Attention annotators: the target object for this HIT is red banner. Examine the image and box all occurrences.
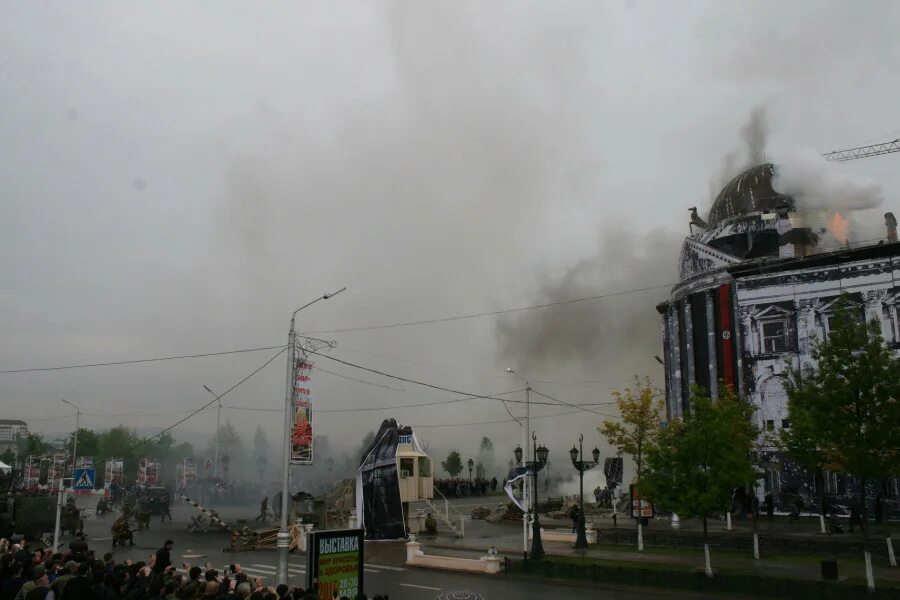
[290,360,314,464]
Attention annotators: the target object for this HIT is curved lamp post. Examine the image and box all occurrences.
[570,434,600,549]
[517,432,549,559]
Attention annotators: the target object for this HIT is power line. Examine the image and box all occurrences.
[317,366,408,392]
[337,345,628,389]
[411,408,586,428]
[0,345,286,374]
[125,346,287,453]
[223,388,525,414]
[531,388,620,419]
[302,282,674,335]
[305,350,624,418]
[304,350,540,406]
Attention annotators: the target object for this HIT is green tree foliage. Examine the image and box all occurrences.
[642,387,757,552]
[253,425,270,458]
[16,433,51,457]
[599,377,664,484]
[70,428,100,458]
[784,295,900,550]
[442,450,464,477]
[477,436,494,478]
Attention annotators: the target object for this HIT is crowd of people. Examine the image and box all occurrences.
[434,477,497,497]
[0,538,385,600]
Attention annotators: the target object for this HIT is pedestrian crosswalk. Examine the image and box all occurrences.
[177,562,404,581]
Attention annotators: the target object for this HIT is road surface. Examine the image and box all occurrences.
[73,498,713,599]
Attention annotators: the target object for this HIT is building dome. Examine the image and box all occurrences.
[707,163,795,227]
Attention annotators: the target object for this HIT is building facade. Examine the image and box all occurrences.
[657,163,900,504]
[0,419,28,456]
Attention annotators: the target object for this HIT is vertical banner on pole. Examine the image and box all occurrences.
[138,458,160,486]
[105,458,124,486]
[182,458,197,490]
[290,359,314,464]
[51,454,67,489]
[24,456,40,489]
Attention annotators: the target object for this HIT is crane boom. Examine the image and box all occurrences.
[823,138,900,162]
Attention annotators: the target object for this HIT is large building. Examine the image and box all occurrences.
[0,419,28,456]
[657,163,899,501]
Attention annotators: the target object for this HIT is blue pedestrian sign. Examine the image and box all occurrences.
[73,468,95,491]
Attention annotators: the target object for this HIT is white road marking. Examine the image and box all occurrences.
[399,583,442,591]
[366,564,405,572]
[363,568,382,574]
[92,537,113,541]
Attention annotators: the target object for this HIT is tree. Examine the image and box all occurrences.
[69,428,100,459]
[477,436,495,478]
[784,296,900,586]
[253,425,270,458]
[642,387,757,576]
[97,426,142,483]
[16,433,51,457]
[600,377,664,486]
[441,451,464,477]
[778,400,828,534]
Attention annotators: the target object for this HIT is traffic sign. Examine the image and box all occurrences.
[73,468,96,491]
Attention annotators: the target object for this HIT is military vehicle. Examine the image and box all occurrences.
[0,494,57,540]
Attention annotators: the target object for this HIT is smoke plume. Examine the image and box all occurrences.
[495,227,680,378]
[772,147,884,213]
[709,105,770,200]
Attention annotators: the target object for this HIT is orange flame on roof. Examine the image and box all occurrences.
[828,212,850,245]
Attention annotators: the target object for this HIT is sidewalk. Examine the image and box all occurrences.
[417,519,900,585]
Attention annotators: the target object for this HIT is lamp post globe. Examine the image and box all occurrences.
[570,434,600,549]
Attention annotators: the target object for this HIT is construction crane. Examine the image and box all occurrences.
[823,138,900,162]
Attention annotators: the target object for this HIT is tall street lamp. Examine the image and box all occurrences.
[570,434,600,549]
[467,458,474,481]
[506,367,531,553]
[277,287,347,586]
[516,432,549,559]
[60,399,80,480]
[202,385,223,479]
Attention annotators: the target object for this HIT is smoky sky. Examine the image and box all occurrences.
[2,1,899,469]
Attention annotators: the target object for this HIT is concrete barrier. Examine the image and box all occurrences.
[528,528,597,544]
[405,539,501,574]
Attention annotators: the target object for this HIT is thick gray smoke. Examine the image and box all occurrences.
[772,147,884,213]
[709,106,770,201]
[495,227,681,378]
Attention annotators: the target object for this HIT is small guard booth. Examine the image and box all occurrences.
[355,419,433,540]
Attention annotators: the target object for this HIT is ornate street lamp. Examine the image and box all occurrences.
[570,434,600,549]
[467,458,474,481]
[516,433,549,559]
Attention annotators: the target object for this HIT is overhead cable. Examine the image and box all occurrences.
[124,346,287,453]
[302,283,674,334]
[0,345,286,374]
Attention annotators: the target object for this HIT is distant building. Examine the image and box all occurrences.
[0,419,28,456]
[657,163,900,504]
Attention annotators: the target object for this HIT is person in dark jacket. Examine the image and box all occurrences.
[153,542,173,575]
[2,562,26,600]
[63,563,92,600]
